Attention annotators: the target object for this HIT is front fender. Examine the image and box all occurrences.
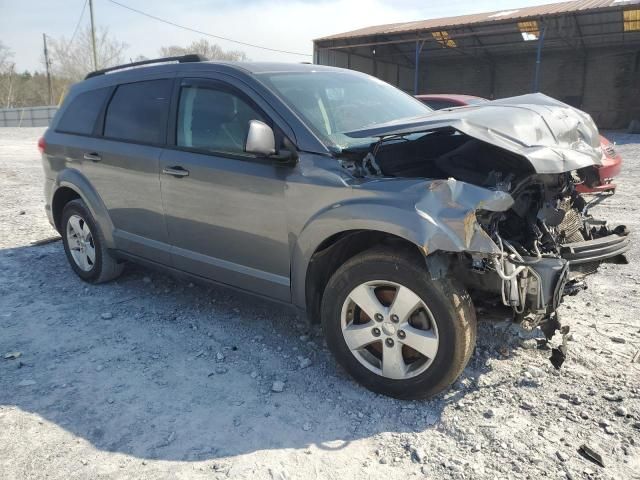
[54,168,116,248]
[290,177,513,309]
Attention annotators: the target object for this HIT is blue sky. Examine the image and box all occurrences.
[1,0,556,71]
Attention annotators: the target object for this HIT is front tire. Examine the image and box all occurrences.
[321,247,476,400]
[61,199,124,283]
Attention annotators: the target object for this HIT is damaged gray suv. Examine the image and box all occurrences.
[41,56,630,399]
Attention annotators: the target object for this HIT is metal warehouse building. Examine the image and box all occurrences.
[313,0,640,129]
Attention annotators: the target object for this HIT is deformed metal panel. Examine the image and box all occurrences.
[345,93,604,174]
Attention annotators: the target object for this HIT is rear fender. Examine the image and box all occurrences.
[54,168,115,248]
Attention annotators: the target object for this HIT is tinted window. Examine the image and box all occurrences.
[56,87,110,135]
[177,85,267,154]
[104,79,172,144]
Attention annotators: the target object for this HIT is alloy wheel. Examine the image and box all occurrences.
[66,214,96,272]
[340,280,439,380]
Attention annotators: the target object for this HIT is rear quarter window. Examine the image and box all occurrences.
[103,79,172,145]
[56,87,111,135]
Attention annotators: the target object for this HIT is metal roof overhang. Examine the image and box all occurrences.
[314,4,640,66]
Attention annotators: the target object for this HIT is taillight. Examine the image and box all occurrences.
[38,137,46,154]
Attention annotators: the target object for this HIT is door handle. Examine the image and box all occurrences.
[162,166,189,177]
[83,152,101,162]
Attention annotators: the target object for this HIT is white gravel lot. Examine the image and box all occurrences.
[0,127,639,480]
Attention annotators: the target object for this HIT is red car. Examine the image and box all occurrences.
[416,94,622,194]
[415,94,490,109]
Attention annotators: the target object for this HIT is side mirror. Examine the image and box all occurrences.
[245,120,299,166]
[245,120,275,156]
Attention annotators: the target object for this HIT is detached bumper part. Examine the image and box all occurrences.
[499,256,573,368]
[560,233,630,265]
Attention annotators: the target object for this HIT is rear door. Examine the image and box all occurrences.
[159,77,291,300]
[81,78,174,264]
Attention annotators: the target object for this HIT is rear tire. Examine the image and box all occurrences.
[61,199,124,283]
[321,247,476,400]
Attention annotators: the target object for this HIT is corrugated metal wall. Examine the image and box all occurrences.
[316,49,415,92]
[315,46,640,129]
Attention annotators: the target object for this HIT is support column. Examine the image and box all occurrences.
[414,40,425,95]
[414,41,420,95]
[532,24,547,92]
[579,53,588,108]
[489,61,496,99]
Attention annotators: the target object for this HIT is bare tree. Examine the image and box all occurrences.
[0,41,12,71]
[48,26,127,82]
[0,41,16,107]
[159,39,247,61]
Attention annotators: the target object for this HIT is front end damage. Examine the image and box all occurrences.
[341,93,630,366]
[470,171,629,313]
[412,177,588,358]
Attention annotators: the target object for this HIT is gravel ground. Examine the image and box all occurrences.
[1,127,639,480]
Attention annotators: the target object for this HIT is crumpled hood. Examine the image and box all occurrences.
[345,93,603,174]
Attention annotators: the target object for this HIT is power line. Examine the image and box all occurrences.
[69,0,89,45]
[107,0,312,57]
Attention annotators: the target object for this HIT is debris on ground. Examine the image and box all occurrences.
[578,444,605,468]
[271,381,285,393]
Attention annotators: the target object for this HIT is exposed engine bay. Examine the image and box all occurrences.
[338,126,630,364]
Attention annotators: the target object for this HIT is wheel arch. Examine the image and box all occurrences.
[51,186,80,232]
[299,229,430,324]
[291,194,498,323]
[51,169,116,248]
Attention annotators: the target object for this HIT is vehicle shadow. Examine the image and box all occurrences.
[0,241,528,462]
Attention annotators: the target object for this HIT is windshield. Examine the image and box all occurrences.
[258,71,432,150]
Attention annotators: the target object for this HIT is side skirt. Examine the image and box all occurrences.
[111,249,300,313]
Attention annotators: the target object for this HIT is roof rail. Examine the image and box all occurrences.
[84,54,207,80]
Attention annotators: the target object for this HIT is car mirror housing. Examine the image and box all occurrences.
[271,136,299,166]
[245,120,276,157]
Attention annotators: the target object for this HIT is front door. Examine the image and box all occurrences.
[159,79,291,300]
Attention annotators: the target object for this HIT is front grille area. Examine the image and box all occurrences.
[558,198,585,243]
[560,208,585,243]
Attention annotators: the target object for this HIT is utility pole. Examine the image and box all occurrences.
[42,33,53,105]
[89,0,98,70]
